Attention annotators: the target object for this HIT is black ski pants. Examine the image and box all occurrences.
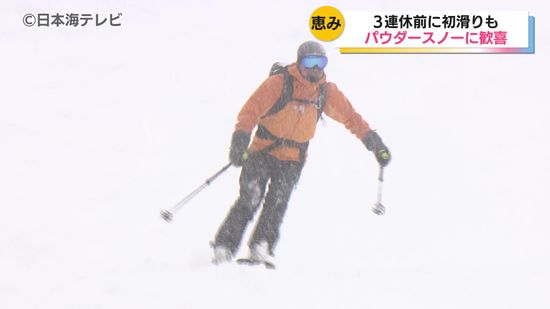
[213,152,303,255]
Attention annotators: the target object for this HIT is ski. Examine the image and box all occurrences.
[236,258,276,269]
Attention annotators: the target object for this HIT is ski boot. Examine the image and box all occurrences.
[237,241,276,269]
[211,243,233,265]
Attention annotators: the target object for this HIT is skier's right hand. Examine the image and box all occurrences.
[229,131,251,166]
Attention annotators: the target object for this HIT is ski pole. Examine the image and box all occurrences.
[160,162,232,222]
[371,166,385,216]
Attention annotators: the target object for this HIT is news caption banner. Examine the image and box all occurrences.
[310,7,534,54]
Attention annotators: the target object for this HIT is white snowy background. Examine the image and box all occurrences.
[1,0,549,308]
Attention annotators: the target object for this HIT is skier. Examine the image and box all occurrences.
[211,41,391,266]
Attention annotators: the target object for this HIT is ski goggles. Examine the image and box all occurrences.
[300,55,328,69]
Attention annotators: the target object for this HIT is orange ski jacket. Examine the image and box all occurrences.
[235,63,373,162]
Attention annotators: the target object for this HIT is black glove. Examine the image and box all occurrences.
[229,131,251,166]
[363,131,391,167]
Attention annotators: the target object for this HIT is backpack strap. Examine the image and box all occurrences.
[260,69,294,119]
[261,76,328,121]
[255,124,309,163]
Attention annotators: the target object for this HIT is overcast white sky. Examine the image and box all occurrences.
[1,1,549,308]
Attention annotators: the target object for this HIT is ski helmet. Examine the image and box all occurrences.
[297,41,326,61]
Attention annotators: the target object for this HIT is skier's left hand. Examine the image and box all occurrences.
[363,131,391,167]
[375,148,391,167]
